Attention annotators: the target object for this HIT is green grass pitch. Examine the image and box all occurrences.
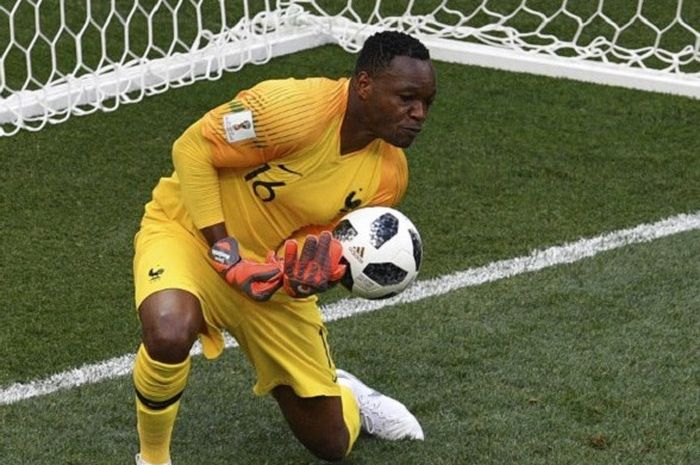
[1,25,699,465]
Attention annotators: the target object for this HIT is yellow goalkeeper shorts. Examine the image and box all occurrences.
[133,214,341,398]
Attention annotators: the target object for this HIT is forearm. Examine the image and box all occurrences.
[201,222,228,247]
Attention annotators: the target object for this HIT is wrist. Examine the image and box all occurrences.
[201,222,229,247]
[209,237,242,276]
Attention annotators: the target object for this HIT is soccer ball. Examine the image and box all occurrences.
[332,206,422,299]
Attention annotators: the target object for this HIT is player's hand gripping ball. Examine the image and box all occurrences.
[332,207,422,299]
[282,231,346,298]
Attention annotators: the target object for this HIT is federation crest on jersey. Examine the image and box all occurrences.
[223,110,256,143]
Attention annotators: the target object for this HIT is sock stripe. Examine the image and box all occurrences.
[135,388,184,411]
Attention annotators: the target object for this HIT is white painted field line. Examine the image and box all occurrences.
[2,211,699,406]
[323,210,700,321]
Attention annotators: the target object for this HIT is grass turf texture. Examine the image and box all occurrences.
[0,43,699,464]
[1,230,697,464]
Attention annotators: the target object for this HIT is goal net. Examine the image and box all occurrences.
[2,0,699,137]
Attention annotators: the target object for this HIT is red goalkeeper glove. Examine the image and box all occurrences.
[282,231,347,298]
[209,237,283,301]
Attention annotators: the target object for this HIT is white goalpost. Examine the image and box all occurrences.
[1,0,699,137]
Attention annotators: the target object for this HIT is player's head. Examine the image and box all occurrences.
[354,30,430,77]
[352,31,436,148]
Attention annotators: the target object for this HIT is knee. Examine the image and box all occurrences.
[299,418,349,462]
[306,432,348,462]
[139,290,203,363]
[273,386,350,461]
[143,321,195,363]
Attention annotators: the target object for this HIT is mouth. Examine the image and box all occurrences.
[400,126,422,136]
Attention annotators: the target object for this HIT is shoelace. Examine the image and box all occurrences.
[358,393,392,434]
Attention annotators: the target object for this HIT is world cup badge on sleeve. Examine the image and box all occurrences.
[223,110,256,143]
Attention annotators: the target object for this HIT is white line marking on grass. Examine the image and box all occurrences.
[2,211,699,406]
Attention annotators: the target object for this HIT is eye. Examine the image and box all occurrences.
[399,94,414,102]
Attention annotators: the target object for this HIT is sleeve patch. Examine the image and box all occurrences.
[223,110,256,143]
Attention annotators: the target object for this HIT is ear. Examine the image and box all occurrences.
[353,71,373,101]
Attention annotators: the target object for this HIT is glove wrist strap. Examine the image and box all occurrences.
[210,237,242,274]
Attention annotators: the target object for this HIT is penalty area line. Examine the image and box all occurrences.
[1,211,699,406]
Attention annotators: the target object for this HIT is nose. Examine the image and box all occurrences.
[410,101,428,122]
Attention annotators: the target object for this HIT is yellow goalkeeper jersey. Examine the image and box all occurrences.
[145,77,408,260]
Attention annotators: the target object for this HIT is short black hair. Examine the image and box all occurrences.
[354,30,430,77]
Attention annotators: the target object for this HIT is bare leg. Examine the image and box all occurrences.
[134,289,205,465]
[139,289,205,363]
[272,385,351,462]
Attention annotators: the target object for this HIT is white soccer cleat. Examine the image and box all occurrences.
[336,368,424,441]
[135,453,171,465]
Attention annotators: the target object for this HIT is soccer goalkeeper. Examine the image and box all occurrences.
[132,30,436,465]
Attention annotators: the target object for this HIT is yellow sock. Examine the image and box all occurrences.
[340,384,361,456]
[133,344,191,465]
[136,401,180,465]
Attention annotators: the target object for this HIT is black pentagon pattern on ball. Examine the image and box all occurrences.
[333,219,358,242]
[338,257,354,291]
[363,262,408,286]
[409,228,422,270]
[370,213,399,248]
